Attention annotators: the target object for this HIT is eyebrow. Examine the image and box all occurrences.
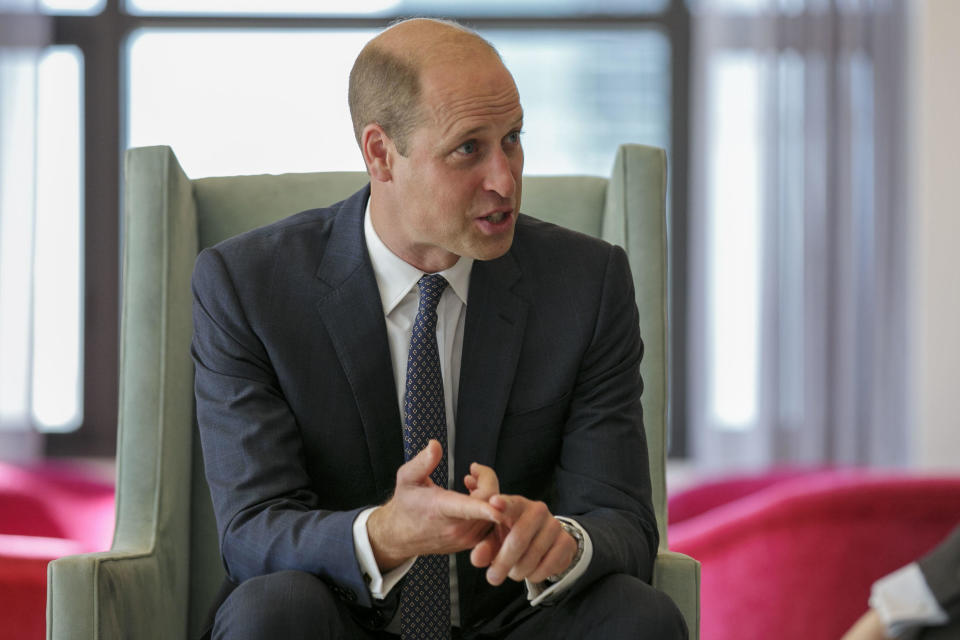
[451,115,524,141]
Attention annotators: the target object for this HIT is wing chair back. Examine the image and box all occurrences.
[47,144,698,639]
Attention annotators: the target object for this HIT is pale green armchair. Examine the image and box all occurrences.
[47,144,699,639]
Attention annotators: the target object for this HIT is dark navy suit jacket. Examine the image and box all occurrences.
[919,524,960,629]
[191,185,658,631]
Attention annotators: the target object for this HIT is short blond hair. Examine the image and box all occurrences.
[347,19,500,156]
[348,43,422,156]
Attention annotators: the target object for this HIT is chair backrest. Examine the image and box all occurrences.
[117,144,668,638]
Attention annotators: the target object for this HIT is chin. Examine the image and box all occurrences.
[470,237,514,262]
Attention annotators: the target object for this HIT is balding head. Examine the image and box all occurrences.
[348,18,503,156]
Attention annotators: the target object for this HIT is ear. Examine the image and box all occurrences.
[361,123,394,183]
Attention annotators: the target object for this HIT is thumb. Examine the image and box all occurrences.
[397,439,442,486]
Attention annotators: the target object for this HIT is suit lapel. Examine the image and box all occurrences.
[314,187,403,501]
[454,251,529,492]
[455,250,529,621]
[312,189,531,546]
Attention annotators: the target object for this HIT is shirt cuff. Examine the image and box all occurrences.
[353,507,417,600]
[870,562,948,637]
[526,516,593,607]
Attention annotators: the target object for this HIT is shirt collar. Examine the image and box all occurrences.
[364,195,473,315]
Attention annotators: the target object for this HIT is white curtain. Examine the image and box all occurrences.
[686,0,910,470]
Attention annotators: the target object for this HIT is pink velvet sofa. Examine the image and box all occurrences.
[669,470,960,640]
[0,462,114,640]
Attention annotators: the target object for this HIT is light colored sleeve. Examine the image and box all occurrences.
[353,507,417,600]
[525,516,594,607]
[870,562,948,637]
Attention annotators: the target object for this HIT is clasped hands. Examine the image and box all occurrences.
[367,439,579,586]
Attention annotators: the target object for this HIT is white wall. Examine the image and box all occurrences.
[909,0,960,470]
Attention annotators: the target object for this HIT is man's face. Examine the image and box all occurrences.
[376,53,524,272]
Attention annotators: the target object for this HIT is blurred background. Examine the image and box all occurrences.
[2,1,959,638]
[2,0,956,475]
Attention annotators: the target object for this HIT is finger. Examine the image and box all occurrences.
[470,536,497,568]
[508,517,563,582]
[486,499,551,585]
[470,534,500,569]
[488,494,523,526]
[435,489,504,525]
[469,524,506,568]
[396,439,442,486]
[468,463,500,500]
[464,474,478,492]
[526,528,577,584]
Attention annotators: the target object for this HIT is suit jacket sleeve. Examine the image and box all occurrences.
[191,246,383,612]
[918,523,960,622]
[548,242,658,594]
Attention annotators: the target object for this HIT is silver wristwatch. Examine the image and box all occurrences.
[546,520,585,583]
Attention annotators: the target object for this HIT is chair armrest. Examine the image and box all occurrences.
[47,548,185,640]
[653,549,700,639]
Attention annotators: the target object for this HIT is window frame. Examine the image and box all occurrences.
[47,0,691,458]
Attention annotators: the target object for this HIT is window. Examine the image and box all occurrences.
[705,52,762,431]
[126,29,376,177]
[126,28,671,178]
[0,45,83,435]
[37,1,689,456]
[33,46,84,432]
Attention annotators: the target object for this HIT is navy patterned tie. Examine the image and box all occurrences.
[400,274,451,640]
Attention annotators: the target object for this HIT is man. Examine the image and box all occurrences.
[843,524,960,640]
[192,17,686,640]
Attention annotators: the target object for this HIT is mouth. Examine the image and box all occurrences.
[483,211,509,224]
[475,209,514,234]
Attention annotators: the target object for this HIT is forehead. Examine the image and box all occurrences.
[417,54,523,140]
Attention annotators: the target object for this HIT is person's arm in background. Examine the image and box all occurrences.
[916,524,960,626]
[842,610,891,640]
[842,524,960,640]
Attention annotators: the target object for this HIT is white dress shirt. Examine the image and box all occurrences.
[870,562,948,637]
[351,196,592,631]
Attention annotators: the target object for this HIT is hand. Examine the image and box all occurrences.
[367,440,503,571]
[472,494,578,586]
[841,610,893,640]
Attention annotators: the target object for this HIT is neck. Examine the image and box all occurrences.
[368,195,459,273]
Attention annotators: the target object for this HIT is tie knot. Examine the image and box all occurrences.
[417,274,448,312]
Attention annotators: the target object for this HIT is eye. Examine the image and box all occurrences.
[456,140,478,155]
[504,130,524,146]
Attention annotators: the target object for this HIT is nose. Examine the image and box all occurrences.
[482,148,517,199]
